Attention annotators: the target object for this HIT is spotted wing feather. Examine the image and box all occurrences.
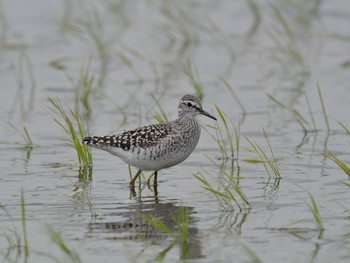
[82,123,171,151]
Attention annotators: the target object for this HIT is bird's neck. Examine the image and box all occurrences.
[176,114,199,129]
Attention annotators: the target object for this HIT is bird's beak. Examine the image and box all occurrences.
[200,109,217,121]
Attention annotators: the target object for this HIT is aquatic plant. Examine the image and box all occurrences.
[267,93,309,133]
[240,242,264,263]
[325,151,350,177]
[340,180,350,188]
[183,61,204,100]
[45,225,81,263]
[0,191,29,263]
[219,77,246,118]
[325,122,350,177]
[195,169,249,211]
[150,93,169,124]
[142,206,190,260]
[267,4,310,76]
[48,98,92,166]
[4,122,33,151]
[267,85,330,133]
[74,59,95,117]
[244,128,280,178]
[20,190,29,261]
[317,84,330,131]
[306,192,324,231]
[203,105,240,162]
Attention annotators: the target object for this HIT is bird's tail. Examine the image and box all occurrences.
[82,136,113,148]
[82,136,97,145]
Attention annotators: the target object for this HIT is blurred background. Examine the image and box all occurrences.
[1,1,350,262]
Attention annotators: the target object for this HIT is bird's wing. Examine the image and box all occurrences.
[83,123,172,151]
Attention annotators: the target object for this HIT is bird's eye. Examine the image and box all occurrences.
[187,102,193,107]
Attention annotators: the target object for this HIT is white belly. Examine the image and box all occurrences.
[92,133,200,171]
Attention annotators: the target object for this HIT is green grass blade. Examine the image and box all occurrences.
[317,84,330,131]
[46,225,81,263]
[325,151,350,177]
[142,215,174,237]
[306,193,324,230]
[21,190,29,260]
[48,97,92,165]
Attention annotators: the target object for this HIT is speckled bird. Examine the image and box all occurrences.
[82,94,216,187]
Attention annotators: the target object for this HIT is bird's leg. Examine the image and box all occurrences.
[153,171,158,186]
[130,169,142,187]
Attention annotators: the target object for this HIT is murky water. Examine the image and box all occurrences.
[1,0,350,262]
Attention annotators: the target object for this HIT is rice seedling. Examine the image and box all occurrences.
[305,192,324,231]
[244,0,261,36]
[194,169,249,211]
[317,84,330,131]
[142,206,190,260]
[159,0,202,50]
[113,49,144,82]
[150,93,169,124]
[339,180,350,188]
[10,50,36,123]
[48,97,92,166]
[268,85,330,134]
[203,105,240,162]
[325,122,350,177]
[219,77,246,119]
[45,225,81,263]
[338,122,350,136]
[267,5,309,76]
[62,4,117,90]
[325,151,350,177]
[240,242,264,263]
[267,93,309,133]
[20,190,29,262]
[244,128,280,178]
[4,122,33,150]
[0,191,29,263]
[182,61,204,100]
[304,91,317,131]
[74,58,95,117]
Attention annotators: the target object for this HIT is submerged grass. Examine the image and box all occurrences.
[325,122,350,177]
[45,225,81,263]
[325,151,350,177]
[244,128,280,178]
[219,77,246,118]
[20,190,29,262]
[4,122,33,150]
[142,206,190,260]
[267,85,330,133]
[48,97,92,166]
[0,191,29,263]
[194,169,249,211]
[267,4,309,76]
[267,93,309,133]
[183,61,204,100]
[317,84,330,131]
[240,242,264,263]
[340,180,350,188]
[1,192,83,263]
[204,105,240,162]
[306,192,324,231]
[198,106,248,211]
[150,93,169,124]
[74,58,95,117]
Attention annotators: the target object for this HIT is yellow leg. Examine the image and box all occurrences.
[130,169,142,187]
[154,171,158,186]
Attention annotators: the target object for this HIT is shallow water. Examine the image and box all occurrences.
[1,0,350,262]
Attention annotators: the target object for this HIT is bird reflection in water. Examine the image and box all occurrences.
[88,192,202,260]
